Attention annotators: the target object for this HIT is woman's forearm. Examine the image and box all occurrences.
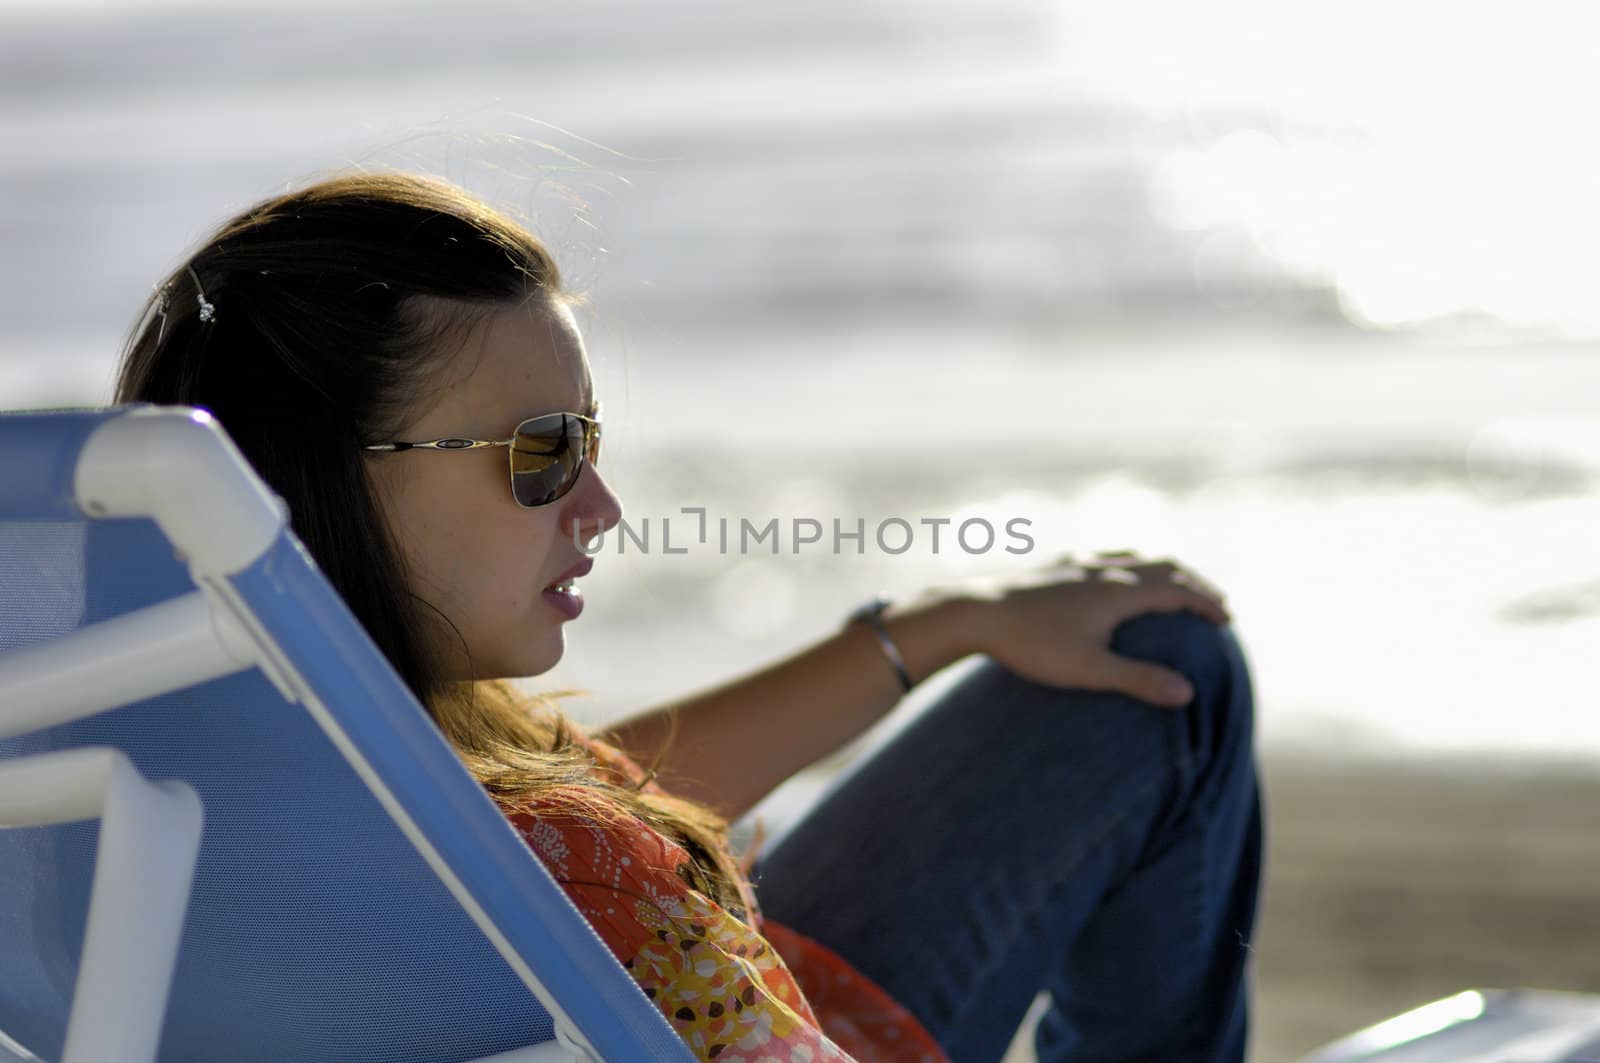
[594,590,982,821]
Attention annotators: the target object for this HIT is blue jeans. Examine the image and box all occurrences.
[750,611,1264,1063]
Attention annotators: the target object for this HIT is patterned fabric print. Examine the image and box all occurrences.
[501,724,950,1063]
[629,887,849,1061]
[501,788,855,1063]
[568,725,765,924]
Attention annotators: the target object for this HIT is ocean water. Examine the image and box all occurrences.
[556,324,1600,764]
[4,0,1599,763]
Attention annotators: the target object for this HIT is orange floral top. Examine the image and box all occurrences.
[495,727,949,1063]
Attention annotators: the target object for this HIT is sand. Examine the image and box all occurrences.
[1243,752,1600,1062]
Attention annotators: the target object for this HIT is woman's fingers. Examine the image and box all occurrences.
[1106,556,1223,596]
[1097,653,1195,709]
[1120,558,1229,611]
[1078,553,1227,598]
[1169,573,1229,616]
[1142,583,1231,625]
[973,552,1233,710]
[1056,550,1226,598]
[1033,552,1232,625]
[1171,566,1227,604]
[1094,566,1140,587]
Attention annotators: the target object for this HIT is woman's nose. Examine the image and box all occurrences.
[562,462,623,546]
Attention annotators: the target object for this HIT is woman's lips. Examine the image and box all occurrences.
[542,583,583,620]
[546,557,594,587]
[542,557,592,621]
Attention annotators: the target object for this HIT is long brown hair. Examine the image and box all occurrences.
[114,170,747,915]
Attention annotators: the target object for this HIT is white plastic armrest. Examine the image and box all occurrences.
[0,1027,41,1060]
[467,1040,587,1062]
[461,1001,598,1061]
[74,406,285,578]
[0,747,203,1063]
[0,590,258,742]
[460,1003,600,1061]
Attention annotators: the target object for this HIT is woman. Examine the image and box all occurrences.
[116,171,1263,1063]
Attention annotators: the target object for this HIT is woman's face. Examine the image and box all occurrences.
[367,295,623,680]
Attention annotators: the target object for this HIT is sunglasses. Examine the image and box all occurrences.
[362,405,602,508]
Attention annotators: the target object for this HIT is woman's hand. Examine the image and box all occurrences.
[922,549,1233,709]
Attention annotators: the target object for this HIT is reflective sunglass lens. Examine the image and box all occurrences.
[510,413,594,507]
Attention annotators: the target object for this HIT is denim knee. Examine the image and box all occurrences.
[1108,611,1246,705]
[1108,611,1256,774]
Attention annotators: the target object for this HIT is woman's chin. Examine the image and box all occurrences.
[514,624,567,677]
[469,614,569,680]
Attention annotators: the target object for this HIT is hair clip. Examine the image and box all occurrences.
[151,284,171,346]
[187,264,215,323]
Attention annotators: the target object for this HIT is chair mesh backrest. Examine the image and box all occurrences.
[0,407,692,1063]
[0,517,557,1062]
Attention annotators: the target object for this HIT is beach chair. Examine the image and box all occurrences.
[0,404,696,1063]
[1300,988,1600,1062]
